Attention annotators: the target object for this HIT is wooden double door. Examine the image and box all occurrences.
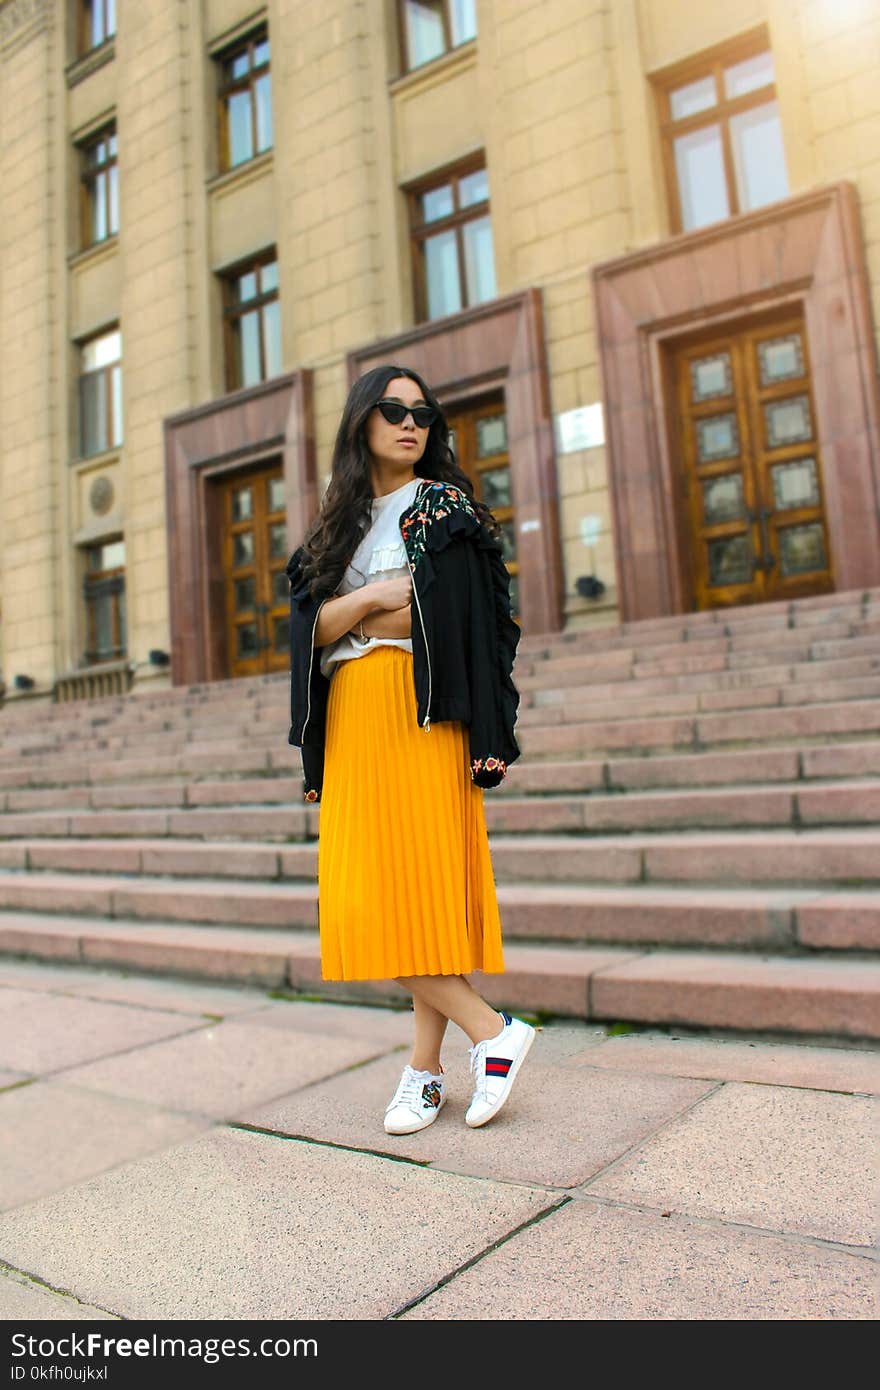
[446,397,520,620]
[675,314,834,609]
[219,463,290,678]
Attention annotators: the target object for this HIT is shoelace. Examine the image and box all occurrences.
[468,1039,490,1102]
[391,1067,429,1114]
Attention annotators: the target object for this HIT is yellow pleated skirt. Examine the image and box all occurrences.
[316,643,506,981]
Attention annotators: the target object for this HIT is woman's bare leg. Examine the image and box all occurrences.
[396,974,504,1047]
[409,995,449,1073]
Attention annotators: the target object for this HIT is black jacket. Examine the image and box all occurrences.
[285,478,521,801]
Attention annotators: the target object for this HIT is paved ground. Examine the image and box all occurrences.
[0,956,876,1321]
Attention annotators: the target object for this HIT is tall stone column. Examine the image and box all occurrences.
[270,0,380,458]
[116,0,197,689]
[0,0,60,702]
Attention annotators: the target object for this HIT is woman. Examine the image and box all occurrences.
[286,364,535,1136]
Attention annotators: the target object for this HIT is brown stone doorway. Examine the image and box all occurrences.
[593,183,880,623]
[216,460,290,678]
[446,394,521,620]
[670,311,834,611]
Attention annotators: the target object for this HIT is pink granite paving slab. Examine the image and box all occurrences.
[0,1080,211,1210]
[221,998,416,1047]
[0,1270,115,1321]
[246,1047,714,1188]
[0,990,208,1074]
[400,1201,875,1320]
[563,1034,880,1094]
[586,1082,876,1246]
[56,1019,397,1119]
[0,955,282,1016]
[0,1129,558,1320]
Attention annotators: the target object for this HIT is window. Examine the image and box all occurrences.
[82,537,126,664]
[217,29,272,171]
[79,329,122,457]
[78,0,116,56]
[221,254,282,391]
[398,0,477,72]
[654,29,789,234]
[406,157,496,322]
[79,124,118,247]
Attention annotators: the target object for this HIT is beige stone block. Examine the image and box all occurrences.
[312,283,349,327]
[505,129,532,172]
[522,20,602,83]
[559,454,587,498]
[550,369,579,415]
[857,161,880,201]
[581,131,621,179]
[571,209,630,263]
[550,333,590,376]
[802,26,877,89]
[575,355,601,397]
[511,204,539,246]
[798,0,878,46]
[394,60,481,181]
[332,307,373,351]
[514,230,567,283]
[808,82,852,135]
[297,325,328,362]
[290,186,326,232]
[847,69,880,120]
[816,123,865,178]
[346,275,376,313]
[590,169,629,216]
[536,186,590,238]
[638,0,765,71]
[585,453,609,492]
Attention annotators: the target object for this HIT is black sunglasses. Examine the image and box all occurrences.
[375,399,437,429]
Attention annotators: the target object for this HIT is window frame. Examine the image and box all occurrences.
[396,0,476,75]
[216,26,272,173]
[78,327,122,459]
[77,0,116,58]
[82,537,126,665]
[652,25,783,235]
[405,152,493,323]
[220,250,281,393]
[78,122,118,249]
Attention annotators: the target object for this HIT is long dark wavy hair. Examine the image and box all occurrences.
[297,364,502,600]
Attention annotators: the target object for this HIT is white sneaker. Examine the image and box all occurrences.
[384,1064,446,1135]
[465,1012,535,1128]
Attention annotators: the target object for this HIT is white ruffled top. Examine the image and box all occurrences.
[319,475,422,681]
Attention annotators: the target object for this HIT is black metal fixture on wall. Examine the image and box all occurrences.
[13,674,35,690]
[576,575,606,601]
[148,650,170,666]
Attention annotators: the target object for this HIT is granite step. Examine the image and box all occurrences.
[519,651,880,699]
[519,699,880,758]
[516,621,879,673]
[516,676,880,726]
[0,827,874,887]
[3,740,880,804]
[1,827,879,886]
[0,779,878,839]
[0,910,876,1040]
[0,868,876,951]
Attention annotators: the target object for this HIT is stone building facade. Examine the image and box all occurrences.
[1,0,878,702]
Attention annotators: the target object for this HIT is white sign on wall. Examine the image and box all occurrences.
[555,402,605,454]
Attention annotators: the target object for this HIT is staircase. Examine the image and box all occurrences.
[1,587,879,1043]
